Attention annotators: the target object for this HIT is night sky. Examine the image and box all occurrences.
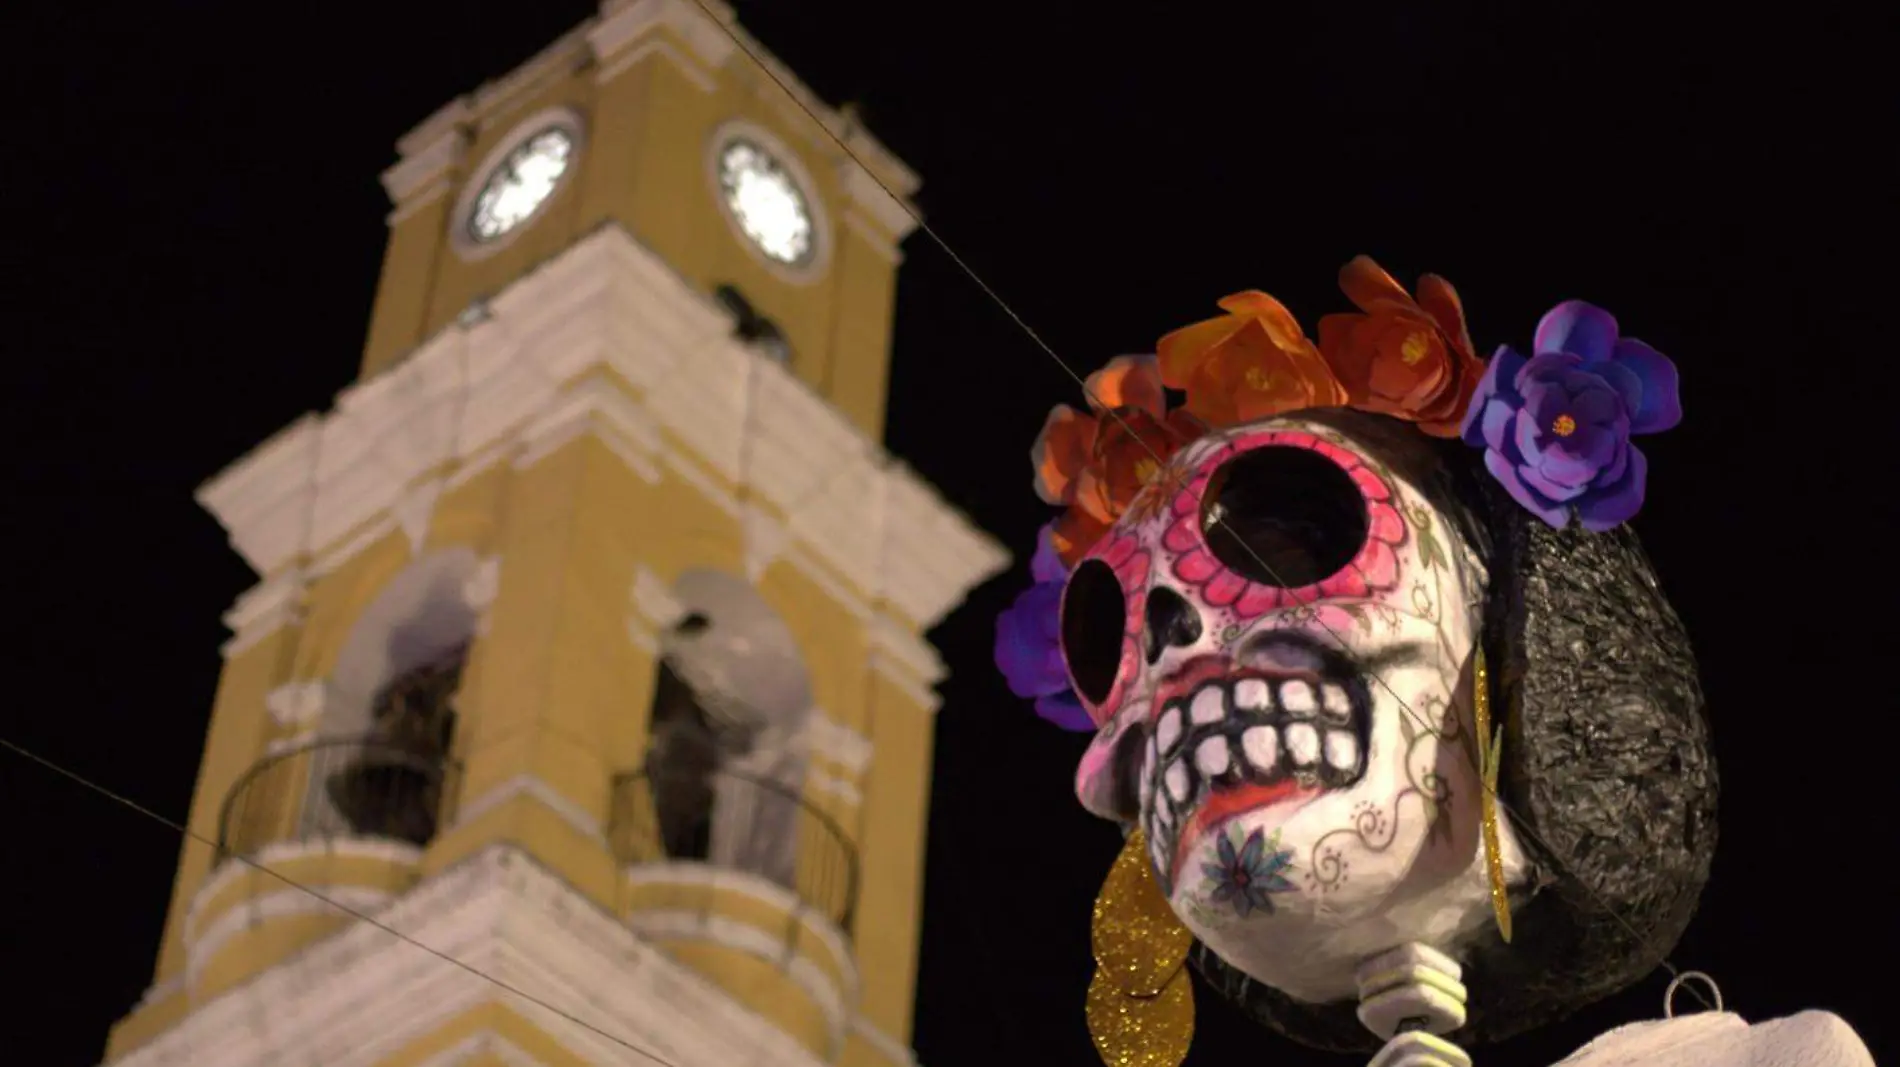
[4,2,1888,1065]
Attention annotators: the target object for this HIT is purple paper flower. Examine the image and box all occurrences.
[1460,300,1682,531]
[993,525,1093,732]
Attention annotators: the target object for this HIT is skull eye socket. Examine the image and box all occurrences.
[1061,559,1126,706]
[1200,445,1368,589]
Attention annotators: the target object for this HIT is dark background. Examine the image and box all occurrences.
[3,2,1889,1065]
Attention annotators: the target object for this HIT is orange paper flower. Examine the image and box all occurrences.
[1316,256,1484,437]
[1156,291,1351,428]
[1032,355,1205,565]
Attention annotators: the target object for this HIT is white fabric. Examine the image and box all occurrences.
[1550,1011,1873,1067]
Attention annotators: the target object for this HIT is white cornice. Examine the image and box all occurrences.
[112,846,835,1067]
[839,162,920,241]
[200,225,1008,642]
[221,569,305,657]
[380,127,467,211]
[591,0,736,74]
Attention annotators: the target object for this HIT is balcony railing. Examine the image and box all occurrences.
[217,735,460,861]
[609,764,859,931]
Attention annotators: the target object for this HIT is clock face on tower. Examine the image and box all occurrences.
[716,139,814,267]
[467,125,576,244]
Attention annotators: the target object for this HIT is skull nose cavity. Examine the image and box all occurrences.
[1143,587,1202,665]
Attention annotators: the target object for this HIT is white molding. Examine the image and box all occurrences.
[380,127,467,212]
[622,859,858,1019]
[807,770,862,807]
[704,118,835,286]
[511,372,664,482]
[868,614,946,686]
[843,209,905,265]
[264,733,313,757]
[591,0,737,74]
[393,478,443,553]
[463,555,502,613]
[109,846,834,1067]
[135,974,184,1010]
[309,516,400,581]
[198,226,1006,636]
[220,568,306,657]
[397,100,474,160]
[805,716,872,776]
[409,1031,548,1067]
[838,162,919,241]
[448,107,588,265]
[629,910,847,1054]
[629,566,686,631]
[264,680,330,727]
[452,775,605,843]
[183,838,424,949]
[597,38,717,92]
[741,503,791,582]
[852,1015,920,1067]
[186,886,396,991]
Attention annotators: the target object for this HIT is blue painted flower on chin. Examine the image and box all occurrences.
[992,524,1093,732]
[1461,300,1683,531]
[1202,827,1298,919]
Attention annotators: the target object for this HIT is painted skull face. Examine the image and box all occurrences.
[1066,415,1524,1004]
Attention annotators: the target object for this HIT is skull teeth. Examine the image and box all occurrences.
[1320,683,1353,723]
[1279,679,1316,715]
[1324,730,1359,771]
[1285,722,1321,766]
[1189,687,1225,725]
[1141,675,1371,884]
[1241,725,1279,769]
[1194,737,1231,777]
[1156,707,1183,755]
[1234,677,1272,711]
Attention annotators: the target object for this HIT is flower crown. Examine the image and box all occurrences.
[996,256,1683,731]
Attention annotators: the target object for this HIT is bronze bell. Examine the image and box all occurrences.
[325,759,441,847]
[325,647,464,846]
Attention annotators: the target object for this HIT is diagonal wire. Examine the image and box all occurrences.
[688,0,1716,1013]
[0,735,694,1067]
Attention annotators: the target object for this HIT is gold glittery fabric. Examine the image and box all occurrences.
[1086,961,1195,1067]
[1088,829,1196,1067]
[1475,647,1513,944]
[1092,828,1194,996]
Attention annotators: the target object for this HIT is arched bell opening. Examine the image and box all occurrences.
[611,569,859,1036]
[216,549,481,866]
[634,569,817,893]
[318,642,466,848]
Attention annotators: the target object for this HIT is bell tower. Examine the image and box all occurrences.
[101,3,1007,1066]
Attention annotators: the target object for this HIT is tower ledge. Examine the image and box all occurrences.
[104,845,870,1067]
[197,223,1009,654]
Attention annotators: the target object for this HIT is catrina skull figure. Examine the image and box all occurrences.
[994,259,1717,1062]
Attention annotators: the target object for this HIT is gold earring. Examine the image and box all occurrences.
[1087,827,1196,1067]
[1474,645,1512,943]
